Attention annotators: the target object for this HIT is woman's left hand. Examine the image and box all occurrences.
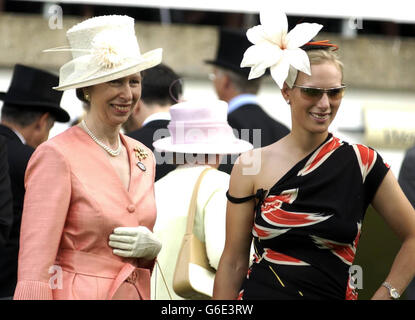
[108,226,161,259]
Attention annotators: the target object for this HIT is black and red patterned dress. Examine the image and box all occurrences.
[227,133,389,300]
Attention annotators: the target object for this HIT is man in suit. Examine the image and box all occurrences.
[205,28,290,173]
[126,63,183,181]
[0,64,70,299]
[398,145,415,299]
[0,136,13,249]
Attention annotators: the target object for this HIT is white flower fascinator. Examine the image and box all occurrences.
[241,8,323,89]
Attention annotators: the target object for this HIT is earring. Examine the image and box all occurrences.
[84,92,90,102]
[286,99,290,105]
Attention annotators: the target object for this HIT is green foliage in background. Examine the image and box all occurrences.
[354,206,404,300]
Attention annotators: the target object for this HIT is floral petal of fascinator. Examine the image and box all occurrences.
[240,8,323,89]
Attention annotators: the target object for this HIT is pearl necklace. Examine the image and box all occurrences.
[81,120,122,157]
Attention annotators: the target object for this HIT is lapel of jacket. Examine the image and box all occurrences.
[74,127,153,206]
[73,127,133,205]
[121,134,154,205]
[0,124,24,143]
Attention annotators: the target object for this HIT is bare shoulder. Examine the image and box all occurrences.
[253,136,293,191]
[229,136,291,197]
[229,148,262,198]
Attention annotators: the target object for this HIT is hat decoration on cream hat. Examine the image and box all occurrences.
[153,100,253,155]
[45,15,162,91]
[240,5,323,89]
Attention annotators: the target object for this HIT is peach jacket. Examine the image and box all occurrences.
[13,126,157,300]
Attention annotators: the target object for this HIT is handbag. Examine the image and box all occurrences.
[173,167,216,300]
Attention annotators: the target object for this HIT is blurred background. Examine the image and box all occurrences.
[1,0,414,299]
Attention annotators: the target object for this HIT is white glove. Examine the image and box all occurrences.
[108,226,161,259]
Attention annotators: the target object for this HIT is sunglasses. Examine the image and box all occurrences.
[293,85,346,100]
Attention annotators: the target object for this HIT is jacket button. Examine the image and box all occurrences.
[127,205,135,213]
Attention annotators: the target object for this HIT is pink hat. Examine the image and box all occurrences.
[153,100,253,155]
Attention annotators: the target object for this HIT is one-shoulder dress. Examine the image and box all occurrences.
[227,134,389,300]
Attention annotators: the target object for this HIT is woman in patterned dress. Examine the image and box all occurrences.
[213,9,415,300]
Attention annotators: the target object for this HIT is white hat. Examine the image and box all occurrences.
[153,100,253,155]
[47,15,162,91]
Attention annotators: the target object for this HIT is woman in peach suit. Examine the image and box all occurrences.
[13,15,163,300]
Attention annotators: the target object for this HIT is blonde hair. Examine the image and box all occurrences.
[307,49,344,80]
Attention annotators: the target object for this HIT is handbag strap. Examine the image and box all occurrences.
[185,167,213,235]
[155,259,172,300]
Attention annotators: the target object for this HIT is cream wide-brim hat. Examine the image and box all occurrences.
[153,100,254,155]
[47,15,162,91]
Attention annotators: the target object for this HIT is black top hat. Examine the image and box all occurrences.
[0,64,70,122]
[205,28,255,78]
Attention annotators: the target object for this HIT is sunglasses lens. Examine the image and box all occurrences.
[328,87,345,99]
[298,86,345,100]
[301,87,322,98]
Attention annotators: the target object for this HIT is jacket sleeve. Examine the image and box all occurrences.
[202,171,230,270]
[398,148,415,209]
[204,188,228,270]
[0,138,13,247]
[14,143,71,300]
[136,151,157,273]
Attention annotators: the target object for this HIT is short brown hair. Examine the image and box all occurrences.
[221,68,262,94]
[76,88,89,105]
